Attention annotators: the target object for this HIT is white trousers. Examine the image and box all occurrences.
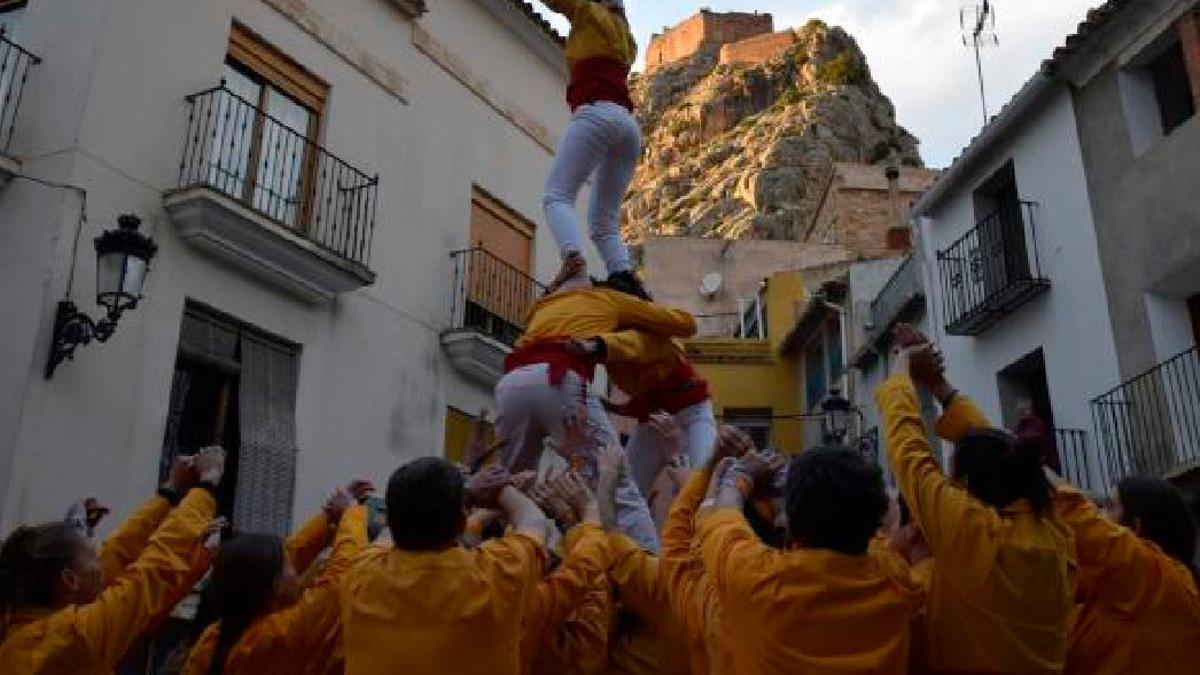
[543,101,640,274]
[495,364,659,552]
[624,400,717,497]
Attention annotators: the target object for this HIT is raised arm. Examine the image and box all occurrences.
[876,373,993,557]
[76,485,218,668]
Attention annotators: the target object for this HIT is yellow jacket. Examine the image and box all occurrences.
[0,488,216,675]
[341,532,546,675]
[599,331,688,398]
[181,506,368,675]
[542,0,637,68]
[98,494,172,585]
[518,288,695,348]
[604,533,691,675]
[1055,486,1200,675]
[877,375,1076,674]
[661,471,734,675]
[524,523,612,675]
[697,502,923,675]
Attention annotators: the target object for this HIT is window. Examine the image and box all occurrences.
[463,188,537,344]
[1149,41,1195,135]
[724,408,773,450]
[804,335,827,408]
[212,24,328,227]
[1121,30,1197,154]
[0,1,26,37]
[443,407,495,465]
[160,303,300,535]
[736,294,766,339]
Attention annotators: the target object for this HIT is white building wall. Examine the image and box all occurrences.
[0,0,590,533]
[916,87,1120,485]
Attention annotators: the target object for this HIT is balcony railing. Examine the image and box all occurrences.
[936,203,1050,336]
[869,255,924,342]
[0,30,40,154]
[178,84,379,267]
[1091,346,1200,490]
[1055,428,1094,492]
[448,247,546,348]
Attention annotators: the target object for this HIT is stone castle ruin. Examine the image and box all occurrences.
[644,9,800,72]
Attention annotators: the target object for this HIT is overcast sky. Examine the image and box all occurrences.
[535,0,1099,168]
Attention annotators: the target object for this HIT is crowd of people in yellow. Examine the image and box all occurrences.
[1,256,1198,675]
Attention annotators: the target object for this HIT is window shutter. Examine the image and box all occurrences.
[234,335,299,535]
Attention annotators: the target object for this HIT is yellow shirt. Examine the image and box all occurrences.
[522,523,611,675]
[97,494,172,585]
[1054,486,1200,675]
[605,534,691,675]
[877,375,1076,674]
[697,504,923,675]
[517,288,695,348]
[599,331,688,398]
[340,532,546,675]
[0,488,216,675]
[661,471,734,675]
[182,506,368,675]
[543,0,637,68]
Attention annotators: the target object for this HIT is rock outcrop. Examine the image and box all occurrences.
[623,20,923,243]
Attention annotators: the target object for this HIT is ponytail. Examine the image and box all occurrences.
[206,534,284,675]
[955,430,1052,514]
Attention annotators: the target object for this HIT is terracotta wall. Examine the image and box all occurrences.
[718,30,797,67]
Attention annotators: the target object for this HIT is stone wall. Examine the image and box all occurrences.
[645,10,773,72]
[805,163,939,260]
[718,30,797,67]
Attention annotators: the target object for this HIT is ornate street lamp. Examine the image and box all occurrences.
[45,214,158,378]
[820,388,859,445]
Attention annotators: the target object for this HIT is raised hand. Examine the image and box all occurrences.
[550,471,599,524]
[202,517,228,556]
[346,479,376,504]
[164,456,199,494]
[466,465,511,509]
[710,425,754,467]
[194,446,227,485]
[647,412,684,459]
[510,470,538,494]
[324,487,354,523]
[738,449,786,494]
[83,498,111,536]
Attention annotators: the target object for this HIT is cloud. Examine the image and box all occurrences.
[534,0,1097,167]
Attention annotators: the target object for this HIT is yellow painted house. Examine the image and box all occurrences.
[686,271,809,452]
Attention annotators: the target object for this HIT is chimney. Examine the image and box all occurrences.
[884,161,911,251]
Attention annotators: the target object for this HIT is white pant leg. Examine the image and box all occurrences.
[675,399,717,468]
[543,105,612,261]
[624,422,665,497]
[586,102,640,274]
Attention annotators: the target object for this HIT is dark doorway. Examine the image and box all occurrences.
[1188,293,1200,348]
[997,348,1060,472]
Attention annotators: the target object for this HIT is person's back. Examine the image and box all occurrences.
[1058,477,1200,675]
[698,446,924,674]
[516,287,693,348]
[340,459,546,675]
[877,341,1074,673]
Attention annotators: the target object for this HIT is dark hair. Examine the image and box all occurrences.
[386,457,466,551]
[1116,475,1197,568]
[954,429,1052,514]
[744,500,785,549]
[207,534,284,675]
[0,522,86,626]
[785,446,888,555]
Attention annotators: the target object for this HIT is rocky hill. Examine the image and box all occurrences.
[622,20,923,243]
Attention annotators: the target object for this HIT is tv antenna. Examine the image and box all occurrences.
[961,1,998,125]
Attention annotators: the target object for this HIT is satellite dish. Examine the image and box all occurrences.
[700,272,723,296]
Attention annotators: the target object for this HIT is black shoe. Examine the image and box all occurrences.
[606,270,652,301]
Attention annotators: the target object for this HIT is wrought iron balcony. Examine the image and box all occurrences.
[0,29,40,176]
[868,255,924,344]
[935,203,1049,336]
[442,247,547,385]
[165,84,378,301]
[1055,428,1094,492]
[1091,346,1200,490]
